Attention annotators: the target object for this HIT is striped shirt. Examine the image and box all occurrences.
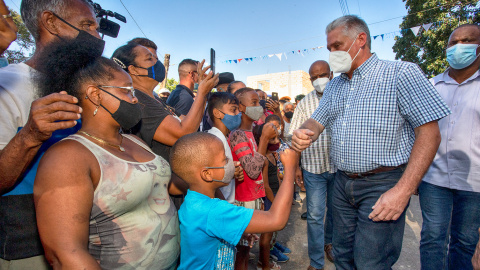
[311,54,451,173]
[288,90,335,174]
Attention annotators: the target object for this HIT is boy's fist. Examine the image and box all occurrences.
[234,161,244,182]
[279,148,298,168]
[261,122,277,140]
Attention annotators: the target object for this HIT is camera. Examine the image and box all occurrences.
[87,0,126,38]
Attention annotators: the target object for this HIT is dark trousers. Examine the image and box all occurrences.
[419,181,480,270]
[332,167,408,270]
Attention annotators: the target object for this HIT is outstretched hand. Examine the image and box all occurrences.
[279,148,298,169]
[197,66,219,97]
[290,129,314,152]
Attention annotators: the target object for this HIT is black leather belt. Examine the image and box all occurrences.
[344,164,406,179]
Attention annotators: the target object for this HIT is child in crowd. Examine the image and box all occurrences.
[254,115,292,269]
[170,132,298,270]
[206,92,245,203]
[228,88,277,269]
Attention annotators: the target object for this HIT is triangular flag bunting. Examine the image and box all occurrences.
[284,52,287,60]
[275,53,282,61]
[238,59,242,63]
[245,58,249,62]
[268,54,274,58]
[423,23,433,31]
[381,34,384,41]
[411,26,421,36]
[233,60,237,64]
[312,48,316,51]
[249,58,253,61]
[292,51,295,54]
[374,35,378,40]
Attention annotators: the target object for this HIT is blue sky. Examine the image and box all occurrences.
[9,0,409,82]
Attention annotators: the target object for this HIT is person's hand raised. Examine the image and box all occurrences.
[266,99,279,112]
[0,0,18,55]
[197,71,219,97]
[279,148,298,168]
[261,122,277,140]
[21,91,82,147]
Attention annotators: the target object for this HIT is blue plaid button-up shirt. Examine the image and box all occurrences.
[311,54,451,173]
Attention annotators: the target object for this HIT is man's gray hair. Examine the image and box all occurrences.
[20,0,90,41]
[326,15,371,49]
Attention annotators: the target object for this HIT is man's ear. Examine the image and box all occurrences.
[330,71,334,80]
[200,168,213,183]
[358,32,368,48]
[41,11,60,36]
[86,85,101,105]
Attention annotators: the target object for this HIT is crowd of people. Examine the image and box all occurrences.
[0,0,480,270]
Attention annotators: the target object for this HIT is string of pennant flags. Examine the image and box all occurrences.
[221,46,324,64]
[221,18,475,65]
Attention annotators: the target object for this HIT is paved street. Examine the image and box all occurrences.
[249,192,423,270]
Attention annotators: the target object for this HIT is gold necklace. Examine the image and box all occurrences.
[79,131,125,152]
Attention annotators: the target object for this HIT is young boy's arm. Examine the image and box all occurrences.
[244,149,298,233]
[262,159,275,203]
[229,130,265,180]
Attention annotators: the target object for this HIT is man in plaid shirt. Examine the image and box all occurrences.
[288,60,336,270]
[291,15,451,269]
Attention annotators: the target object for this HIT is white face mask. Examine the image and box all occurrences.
[312,77,330,94]
[329,35,362,73]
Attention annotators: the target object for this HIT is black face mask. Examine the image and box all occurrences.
[52,12,105,58]
[135,60,166,83]
[284,111,294,119]
[259,100,267,110]
[98,88,142,130]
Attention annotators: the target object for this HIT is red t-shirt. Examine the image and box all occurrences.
[228,129,266,202]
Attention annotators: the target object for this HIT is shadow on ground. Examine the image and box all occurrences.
[248,193,422,270]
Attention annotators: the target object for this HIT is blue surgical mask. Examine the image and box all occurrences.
[218,110,242,131]
[446,43,480,70]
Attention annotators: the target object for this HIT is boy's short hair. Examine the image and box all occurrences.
[170,133,222,183]
[207,92,239,120]
[234,87,256,103]
[265,114,281,124]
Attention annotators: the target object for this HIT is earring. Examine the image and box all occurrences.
[93,105,99,116]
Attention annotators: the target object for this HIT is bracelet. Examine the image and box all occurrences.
[2,14,11,19]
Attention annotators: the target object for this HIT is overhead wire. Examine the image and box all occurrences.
[118,0,147,38]
[219,0,477,59]
[8,0,19,10]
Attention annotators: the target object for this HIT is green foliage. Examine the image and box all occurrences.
[3,9,35,63]
[165,78,178,91]
[393,0,480,77]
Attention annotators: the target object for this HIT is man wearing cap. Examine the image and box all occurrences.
[216,72,234,92]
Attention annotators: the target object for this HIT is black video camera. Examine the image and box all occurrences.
[87,0,126,38]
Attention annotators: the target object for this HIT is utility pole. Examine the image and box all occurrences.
[160,54,170,89]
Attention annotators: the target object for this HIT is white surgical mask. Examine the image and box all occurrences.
[313,77,330,94]
[329,35,362,73]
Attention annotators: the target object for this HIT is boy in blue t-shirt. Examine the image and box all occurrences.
[170,132,297,270]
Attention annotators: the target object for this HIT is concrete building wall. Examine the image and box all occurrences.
[246,70,313,99]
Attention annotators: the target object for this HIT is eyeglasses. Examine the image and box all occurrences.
[98,85,136,97]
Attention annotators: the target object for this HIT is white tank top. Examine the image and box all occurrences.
[64,134,180,270]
